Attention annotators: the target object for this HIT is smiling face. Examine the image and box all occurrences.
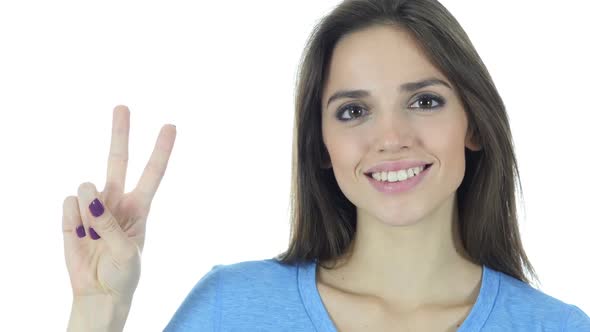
[321,25,480,227]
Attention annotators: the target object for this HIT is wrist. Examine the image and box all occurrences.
[68,294,133,332]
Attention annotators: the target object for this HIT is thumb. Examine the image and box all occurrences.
[78,182,135,261]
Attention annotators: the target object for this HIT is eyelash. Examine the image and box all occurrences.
[335,93,446,122]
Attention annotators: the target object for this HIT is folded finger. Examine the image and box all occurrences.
[62,195,86,251]
[78,182,135,260]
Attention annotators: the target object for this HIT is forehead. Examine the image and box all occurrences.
[322,25,447,102]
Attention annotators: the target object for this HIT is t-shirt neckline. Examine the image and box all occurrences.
[297,259,499,331]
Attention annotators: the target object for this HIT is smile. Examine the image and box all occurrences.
[369,163,432,183]
[365,164,432,194]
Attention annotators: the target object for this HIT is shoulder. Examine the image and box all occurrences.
[181,257,302,301]
[212,257,300,282]
[564,305,590,331]
[496,270,569,309]
[487,268,590,330]
[209,258,305,304]
[164,258,313,331]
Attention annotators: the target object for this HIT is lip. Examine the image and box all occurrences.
[364,160,432,174]
[366,164,431,194]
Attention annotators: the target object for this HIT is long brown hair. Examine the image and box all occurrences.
[274,0,539,286]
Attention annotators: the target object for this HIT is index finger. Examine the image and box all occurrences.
[133,124,176,203]
[104,105,130,200]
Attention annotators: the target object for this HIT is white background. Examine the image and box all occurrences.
[0,0,588,330]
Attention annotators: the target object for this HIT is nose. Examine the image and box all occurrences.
[372,111,413,153]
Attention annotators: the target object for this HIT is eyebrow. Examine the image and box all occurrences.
[325,78,453,108]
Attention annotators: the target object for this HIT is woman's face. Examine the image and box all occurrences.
[321,25,480,226]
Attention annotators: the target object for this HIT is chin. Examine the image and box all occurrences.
[379,216,423,227]
[366,207,427,227]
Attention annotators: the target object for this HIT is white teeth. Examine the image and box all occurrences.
[397,170,408,181]
[370,165,427,182]
[387,171,397,182]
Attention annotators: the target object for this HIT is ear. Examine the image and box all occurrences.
[465,125,482,152]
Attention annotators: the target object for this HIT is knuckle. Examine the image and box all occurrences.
[109,150,129,162]
[77,182,96,195]
[63,195,77,208]
[100,214,120,234]
[145,162,165,178]
[62,196,80,219]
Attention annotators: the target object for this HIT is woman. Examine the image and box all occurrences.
[63,0,590,331]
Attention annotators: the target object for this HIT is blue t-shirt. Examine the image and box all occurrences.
[164,258,590,331]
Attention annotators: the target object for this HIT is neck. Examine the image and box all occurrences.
[318,195,482,310]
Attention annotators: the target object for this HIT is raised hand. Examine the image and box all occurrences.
[62,105,176,331]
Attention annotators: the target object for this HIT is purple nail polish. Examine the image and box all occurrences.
[89,198,104,217]
[89,227,101,240]
[76,225,86,238]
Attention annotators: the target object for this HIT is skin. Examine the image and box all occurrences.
[318,24,483,327]
[63,105,176,330]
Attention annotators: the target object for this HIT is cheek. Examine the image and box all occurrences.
[417,116,467,184]
[324,128,365,172]
[424,112,467,158]
[430,130,468,188]
[328,141,361,176]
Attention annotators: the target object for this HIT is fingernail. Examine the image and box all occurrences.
[76,225,86,238]
[89,227,101,240]
[89,198,105,217]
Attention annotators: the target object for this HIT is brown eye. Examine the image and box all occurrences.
[409,94,445,110]
[336,103,368,121]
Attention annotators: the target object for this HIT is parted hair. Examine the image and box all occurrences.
[275,0,539,286]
